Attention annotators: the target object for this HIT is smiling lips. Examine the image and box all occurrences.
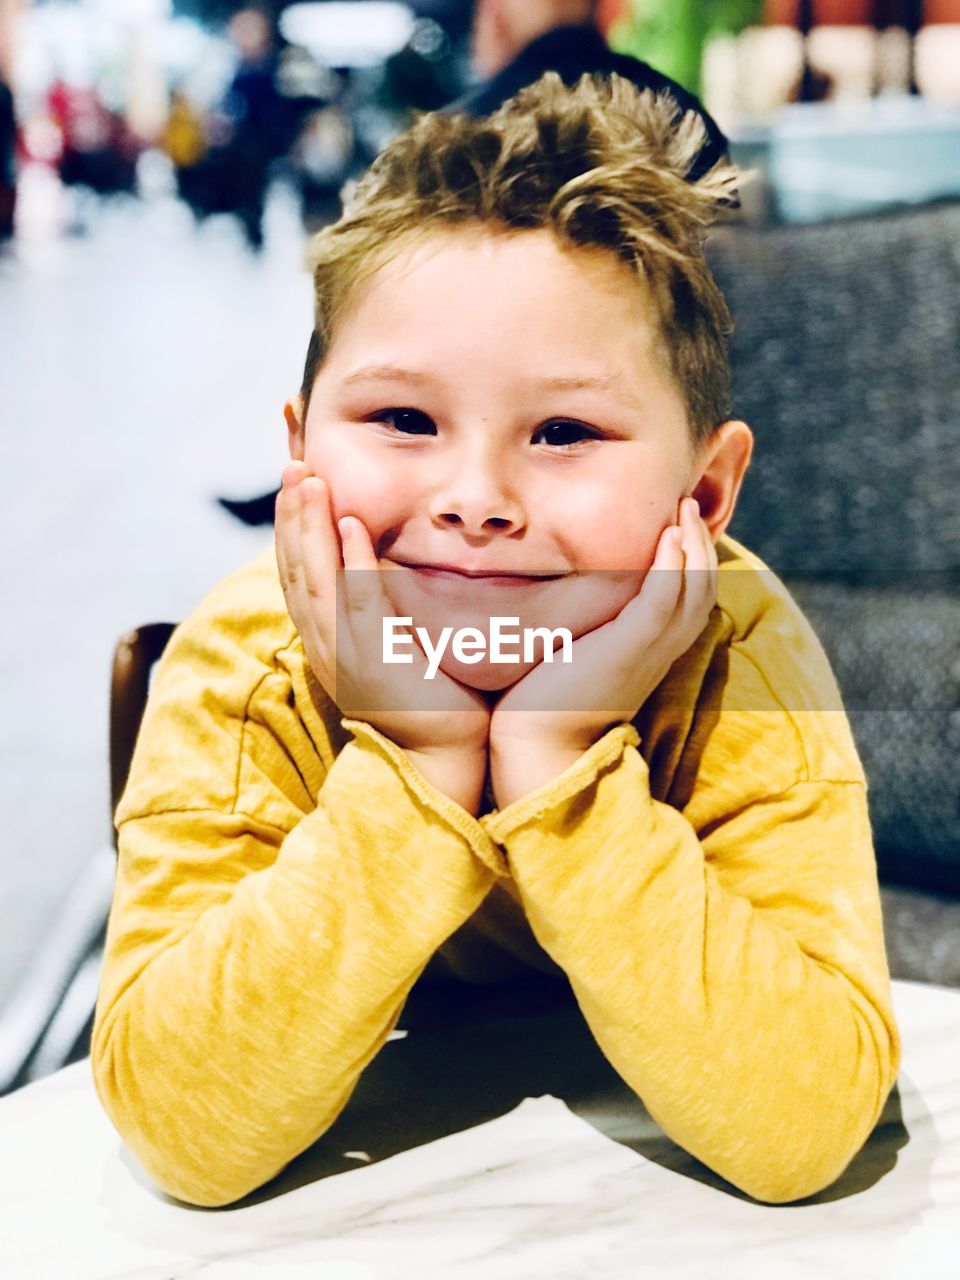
[395,561,566,586]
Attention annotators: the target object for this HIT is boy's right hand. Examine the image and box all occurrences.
[275,463,491,813]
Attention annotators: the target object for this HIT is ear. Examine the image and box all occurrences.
[284,398,305,462]
[689,419,754,543]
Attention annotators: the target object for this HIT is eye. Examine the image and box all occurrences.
[532,419,601,449]
[370,408,437,436]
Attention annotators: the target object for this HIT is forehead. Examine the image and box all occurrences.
[328,225,669,379]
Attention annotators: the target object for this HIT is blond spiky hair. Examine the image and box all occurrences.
[302,72,740,442]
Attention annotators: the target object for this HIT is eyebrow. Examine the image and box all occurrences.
[533,375,624,395]
[342,365,435,387]
[341,365,642,409]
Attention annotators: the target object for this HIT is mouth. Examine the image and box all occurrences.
[391,561,567,586]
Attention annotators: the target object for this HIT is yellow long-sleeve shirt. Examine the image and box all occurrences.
[91,535,900,1208]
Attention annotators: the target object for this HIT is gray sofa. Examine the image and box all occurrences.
[707,200,960,986]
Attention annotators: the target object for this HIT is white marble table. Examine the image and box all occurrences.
[1,976,958,1280]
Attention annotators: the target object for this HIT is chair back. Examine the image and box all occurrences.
[109,623,176,845]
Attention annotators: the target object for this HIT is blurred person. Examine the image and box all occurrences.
[290,99,357,230]
[161,88,209,215]
[216,5,295,249]
[459,0,728,179]
[162,88,206,171]
[381,21,461,116]
[278,49,357,232]
[0,74,14,242]
[51,79,140,201]
[217,0,729,525]
[91,74,899,1210]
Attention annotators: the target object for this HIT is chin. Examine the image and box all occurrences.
[440,658,537,692]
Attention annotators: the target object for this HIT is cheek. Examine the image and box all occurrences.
[305,432,411,537]
[572,517,663,573]
[555,476,676,573]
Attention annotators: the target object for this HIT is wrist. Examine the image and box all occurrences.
[489,737,585,810]
[490,716,607,761]
[403,744,488,815]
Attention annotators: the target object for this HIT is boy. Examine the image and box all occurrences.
[91,73,900,1209]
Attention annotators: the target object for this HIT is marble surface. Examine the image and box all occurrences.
[1,977,958,1280]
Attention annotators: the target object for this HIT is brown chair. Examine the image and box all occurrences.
[109,623,177,845]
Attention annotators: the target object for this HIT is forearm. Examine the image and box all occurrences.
[483,739,900,1204]
[92,740,500,1208]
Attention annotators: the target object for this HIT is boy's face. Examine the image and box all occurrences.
[292,227,704,690]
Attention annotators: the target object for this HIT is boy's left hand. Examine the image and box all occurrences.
[489,497,716,808]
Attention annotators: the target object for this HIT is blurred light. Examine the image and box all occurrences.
[17,4,122,92]
[409,17,449,61]
[280,3,416,67]
[22,117,63,164]
[155,17,210,73]
[89,0,173,22]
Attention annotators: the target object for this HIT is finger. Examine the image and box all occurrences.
[277,481,334,679]
[680,498,708,570]
[299,476,340,605]
[647,520,685,613]
[678,498,717,634]
[695,499,719,609]
[276,462,315,592]
[338,515,380,613]
[339,516,422,655]
[281,460,310,490]
[680,499,716,624]
[678,496,709,600]
[336,516,436,706]
[614,521,684,647]
[701,505,719,603]
[339,520,437,675]
[338,515,392,637]
[275,474,304,597]
[338,515,378,572]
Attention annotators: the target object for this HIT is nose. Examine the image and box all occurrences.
[428,443,526,537]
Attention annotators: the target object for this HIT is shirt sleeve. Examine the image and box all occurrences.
[479,723,901,1205]
[92,709,504,1208]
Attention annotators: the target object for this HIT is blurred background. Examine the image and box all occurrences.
[1,0,958,1094]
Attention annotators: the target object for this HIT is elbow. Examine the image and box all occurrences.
[731,1139,866,1206]
[730,1157,855,1207]
[153,1169,270,1211]
[91,1042,238,1208]
[92,1048,284,1207]
[124,1129,274,1209]
[713,1046,898,1205]
[723,1081,898,1206]
[90,1016,294,1210]
[135,1149,279,1210]
[126,1148,266,1209]
[707,1115,873,1204]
